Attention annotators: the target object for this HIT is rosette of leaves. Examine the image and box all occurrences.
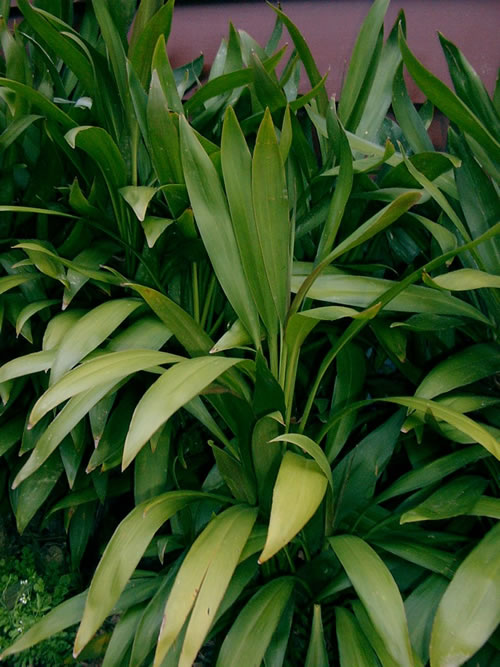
[0,0,499,665]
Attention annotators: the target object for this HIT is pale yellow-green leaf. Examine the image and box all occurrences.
[329,535,413,667]
[154,505,257,667]
[74,491,212,656]
[259,451,328,563]
[122,356,241,469]
[430,523,500,666]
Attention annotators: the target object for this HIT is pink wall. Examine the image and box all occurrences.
[168,0,500,103]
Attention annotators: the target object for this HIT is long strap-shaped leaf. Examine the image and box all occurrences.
[329,535,414,667]
[154,505,258,667]
[29,349,184,425]
[122,356,242,469]
[252,108,290,327]
[221,107,277,337]
[216,577,295,667]
[179,115,261,347]
[259,450,328,563]
[399,26,500,164]
[430,522,500,666]
[73,491,227,657]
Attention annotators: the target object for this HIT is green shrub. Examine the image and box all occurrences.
[0,544,76,666]
[0,0,499,665]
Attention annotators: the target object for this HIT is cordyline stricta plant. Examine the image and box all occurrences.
[0,0,499,664]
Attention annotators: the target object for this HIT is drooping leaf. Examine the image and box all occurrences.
[179,115,260,346]
[259,451,328,563]
[122,356,241,468]
[30,350,183,427]
[430,523,500,666]
[154,505,257,667]
[48,299,142,386]
[329,535,414,667]
[73,491,219,656]
[216,578,295,667]
[400,475,488,523]
[416,343,500,400]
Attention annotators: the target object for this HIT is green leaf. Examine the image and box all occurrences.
[73,491,217,656]
[63,243,117,309]
[122,356,241,468]
[151,35,183,115]
[405,574,448,665]
[0,349,56,383]
[393,62,434,153]
[332,411,404,525]
[11,452,64,533]
[259,451,328,563]
[48,299,141,387]
[147,70,183,185]
[400,475,488,523]
[430,523,500,666]
[376,445,488,503]
[14,300,58,337]
[291,270,491,324]
[120,186,158,221]
[305,605,330,667]
[382,396,500,460]
[316,104,354,262]
[0,273,35,295]
[416,343,500,399]
[0,78,76,129]
[30,350,183,426]
[126,282,213,357]
[221,107,277,337]
[216,578,295,667]
[16,0,94,91]
[179,115,260,346]
[429,268,500,291]
[129,0,174,87]
[210,318,253,354]
[270,433,333,491]
[0,416,24,457]
[338,0,390,129]
[269,6,328,114]
[335,607,378,666]
[65,125,127,190]
[329,535,413,667]
[154,505,257,667]
[439,33,500,139]
[356,11,404,141]
[13,379,123,488]
[398,26,500,164]
[142,216,174,248]
[326,342,366,462]
[102,603,145,667]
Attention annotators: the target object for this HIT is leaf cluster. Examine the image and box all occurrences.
[0,0,499,665]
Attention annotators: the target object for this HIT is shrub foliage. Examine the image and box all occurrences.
[0,0,499,665]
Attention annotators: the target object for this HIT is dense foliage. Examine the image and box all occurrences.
[0,0,499,664]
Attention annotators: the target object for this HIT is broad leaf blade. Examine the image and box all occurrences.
[430,523,500,666]
[216,578,295,667]
[329,535,413,667]
[123,356,241,468]
[73,491,214,656]
[259,451,328,563]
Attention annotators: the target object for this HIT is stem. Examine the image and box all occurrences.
[269,333,279,379]
[200,274,216,330]
[192,263,200,323]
